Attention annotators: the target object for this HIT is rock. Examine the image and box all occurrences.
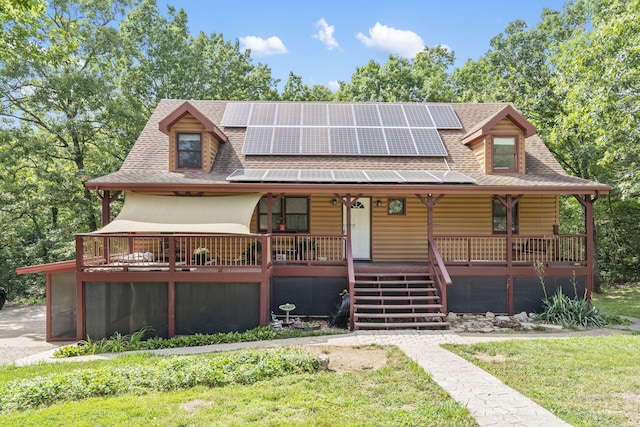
[485,311,495,319]
[447,312,459,322]
[494,316,520,328]
[514,311,529,321]
[538,323,564,330]
[318,354,330,370]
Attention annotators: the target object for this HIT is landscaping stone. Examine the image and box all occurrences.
[447,311,563,333]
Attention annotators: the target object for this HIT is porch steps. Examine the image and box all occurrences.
[353,270,449,330]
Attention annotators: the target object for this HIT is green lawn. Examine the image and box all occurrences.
[592,283,640,318]
[447,334,640,426]
[0,347,478,427]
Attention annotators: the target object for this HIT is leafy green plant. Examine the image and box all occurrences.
[53,325,341,358]
[1,349,321,412]
[535,263,607,328]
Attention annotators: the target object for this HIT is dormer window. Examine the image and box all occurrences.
[492,136,517,172]
[177,133,202,169]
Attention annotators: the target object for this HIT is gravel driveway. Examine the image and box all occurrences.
[0,305,66,365]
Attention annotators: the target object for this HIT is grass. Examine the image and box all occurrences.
[446,334,640,426]
[0,347,478,426]
[592,283,640,318]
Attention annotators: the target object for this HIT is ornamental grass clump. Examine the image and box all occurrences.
[534,262,607,328]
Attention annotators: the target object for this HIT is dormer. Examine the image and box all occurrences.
[461,105,536,174]
[159,102,228,172]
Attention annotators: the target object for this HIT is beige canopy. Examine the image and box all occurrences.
[94,192,262,234]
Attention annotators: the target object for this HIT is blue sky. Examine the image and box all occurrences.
[160,0,567,91]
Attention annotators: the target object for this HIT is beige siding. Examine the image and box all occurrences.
[168,113,219,172]
[470,138,487,173]
[491,118,526,173]
[519,194,558,235]
[371,196,428,262]
[433,195,492,235]
[310,195,343,234]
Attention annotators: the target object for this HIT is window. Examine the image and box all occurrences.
[492,136,517,172]
[492,198,519,234]
[177,133,202,169]
[258,197,309,232]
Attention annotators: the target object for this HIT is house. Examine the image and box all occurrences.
[18,100,610,342]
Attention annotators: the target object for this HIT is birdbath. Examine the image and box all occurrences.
[279,303,296,325]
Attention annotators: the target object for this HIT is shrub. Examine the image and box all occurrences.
[1,348,321,412]
[54,325,339,358]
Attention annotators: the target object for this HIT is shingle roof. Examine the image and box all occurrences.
[87,100,609,193]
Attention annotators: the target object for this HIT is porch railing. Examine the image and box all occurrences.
[77,232,346,271]
[433,234,587,266]
[428,239,452,313]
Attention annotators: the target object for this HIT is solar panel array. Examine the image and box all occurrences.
[226,169,476,184]
[220,102,462,157]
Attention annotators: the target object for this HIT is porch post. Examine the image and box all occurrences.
[416,194,445,241]
[574,194,599,301]
[96,190,122,227]
[264,193,283,233]
[75,235,85,340]
[495,195,522,316]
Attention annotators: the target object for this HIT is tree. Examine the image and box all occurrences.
[281,72,334,101]
[336,46,454,102]
[118,0,280,112]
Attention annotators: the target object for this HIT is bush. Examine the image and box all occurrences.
[536,287,607,328]
[0,348,321,412]
[54,325,339,358]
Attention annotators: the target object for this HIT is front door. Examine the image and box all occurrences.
[343,198,371,260]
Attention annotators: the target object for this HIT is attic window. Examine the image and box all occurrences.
[177,133,202,169]
[492,136,517,172]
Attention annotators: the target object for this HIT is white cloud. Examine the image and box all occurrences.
[313,18,340,51]
[239,35,287,57]
[356,22,425,58]
[328,81,340,92]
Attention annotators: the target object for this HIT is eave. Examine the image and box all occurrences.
[158,101,228,143]
[16,260,76,275]
[85,181,611,196]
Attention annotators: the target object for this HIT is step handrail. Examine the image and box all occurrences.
[428,238,452,314]
[346,236,356,330]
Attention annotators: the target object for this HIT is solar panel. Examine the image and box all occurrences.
[353,104,381,126]
[378,104,408,127]
[427,105,462,129]
[271,127,301,154]
[365,170,404,182]
[301,127,329,154]
[275,103,301,126]
[403,104,434,127]
[221,102,251,127]
[302,104,328,126]
[357,128,387,155]
[428,170,476,183]
[264,169,300,181]
[328,104,354,126]
[242,127,273,154]
[329,127,358,155]
[299,169,333,182]
[395,170,438,183]
[411,128,448,156]
[332,170,368,182]
[226,168,476,184]
[385,128,418,155]
[226,169,268,181]
[248,103,276,126]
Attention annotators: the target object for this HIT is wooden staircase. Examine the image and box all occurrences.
[352,268,449,330]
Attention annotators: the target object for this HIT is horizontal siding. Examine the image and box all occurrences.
[519,194,558,235]
[470,138,487,173]
[169,114,207,172]
[433,195,492,235]
[310,195,342,234]
[372,196,428,262]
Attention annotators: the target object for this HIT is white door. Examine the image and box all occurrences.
[343,198,371,260]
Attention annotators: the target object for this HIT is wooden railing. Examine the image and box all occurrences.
[77,233,346,271]
[428,239,452,313]
[433,234,587,266]
[270,233,346,265]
